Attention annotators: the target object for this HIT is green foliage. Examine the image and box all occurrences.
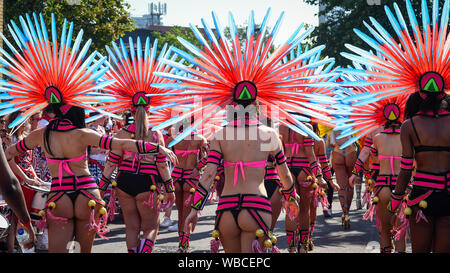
[302,0,447,66]
[3,0,136,55]
[151,26,203,55]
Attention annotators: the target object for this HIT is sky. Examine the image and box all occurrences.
[125,0,319,46]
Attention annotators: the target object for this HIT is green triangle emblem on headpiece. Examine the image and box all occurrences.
[238,86,252,100]
[50,92,60,104]
[388,110,397,121]
[424,78,440,92]
[136,96,148,105]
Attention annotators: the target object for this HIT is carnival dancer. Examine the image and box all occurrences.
[340,0,449,253]
[153,9,341,253]
[327,129,357,229]
[308,123,335,251]
[166,122,207,253]
[98,36,183,253]
[1,14,177,253]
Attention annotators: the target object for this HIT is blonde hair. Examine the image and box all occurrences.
[134,106,149,140]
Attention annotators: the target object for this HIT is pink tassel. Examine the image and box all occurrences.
[36,217,47,230]
[392,218,409,241]
[210,239,221,253]
[88,208,97,231]
[95,213,110,240]
[160,200,173,211]
[362,190,371,207]
[143,192,154,208]
[313,190,319,208]
[415,210,429,224]
[271,245,280,253]
[107,192,117,221]
[252,239,264,253]
[375,207,381,231]
[184,194,193,207]
[320,194,330,211]
[363,203,376,222]
[47,210,68,229]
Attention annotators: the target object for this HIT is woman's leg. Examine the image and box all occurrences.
[308,193,318,251]
[269,188,282,230]
[116,189,141,252]
[409,207,434,253]
[285,214,298,253]
[218,211,241,253]
[376,187,393,252]
[332,152,348,214]
[136,191,160,253]
[433,215,450,253]
[345,151,357,213]
[47,194,75,253]
[74,191,102,253]
[297,172,314,253]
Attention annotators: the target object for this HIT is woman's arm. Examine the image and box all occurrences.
[0,141,36,248]
[394,121,414,195]
[80,129,178,165]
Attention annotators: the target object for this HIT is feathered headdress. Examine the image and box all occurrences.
[0,13,117,128]
[94,37,185,125]
[151,9,340,146]
[341,0,449,102]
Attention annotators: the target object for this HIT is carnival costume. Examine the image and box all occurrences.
[97,37,181,252]
[152,9,339,253]
[340,0,450,243]
[0,13,164,240]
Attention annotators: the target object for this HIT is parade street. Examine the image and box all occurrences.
[91,184,411,254]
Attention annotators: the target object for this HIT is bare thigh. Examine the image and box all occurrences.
[135,191,160,240]
[433,215,450,253]
[74,189,102,253]
[47,194,75,253]
[116,189,140,248]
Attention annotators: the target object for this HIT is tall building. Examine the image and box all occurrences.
[132,2,167,28]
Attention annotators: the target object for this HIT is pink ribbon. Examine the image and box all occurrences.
[223,160,266,187]
[47,152,87,186]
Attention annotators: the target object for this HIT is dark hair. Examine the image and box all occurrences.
[405,92,450,119]
[44,105,86,156]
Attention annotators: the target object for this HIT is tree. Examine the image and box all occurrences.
[303,0,447,66]
[3,0,136,55]
[150,26,203,55]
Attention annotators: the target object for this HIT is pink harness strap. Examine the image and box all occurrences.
[378,155,401,175]
[47,152,87,186]
[174,149,199,158]
[223,160,267,187]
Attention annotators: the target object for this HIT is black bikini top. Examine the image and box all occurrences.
[410,116,450,153]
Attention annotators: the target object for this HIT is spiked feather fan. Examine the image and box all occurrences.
[0,13,117,128]
[341,0,449,100]
[151,9,340,146]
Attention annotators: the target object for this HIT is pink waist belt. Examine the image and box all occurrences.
[216,194,272,238]
[172,167,196,179]
[286,157,309,168]
[264,167,280,181]
[217,195,272,212]
[50,175,97,192]
[413,171,450,191]
[119,160,159,175]
[375,175,398,187]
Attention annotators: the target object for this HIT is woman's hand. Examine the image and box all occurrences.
[285,196,300,221]
[184,210,198,233]
[159,146,178,166]
[22,223,37,250]
[25,177,42,186]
